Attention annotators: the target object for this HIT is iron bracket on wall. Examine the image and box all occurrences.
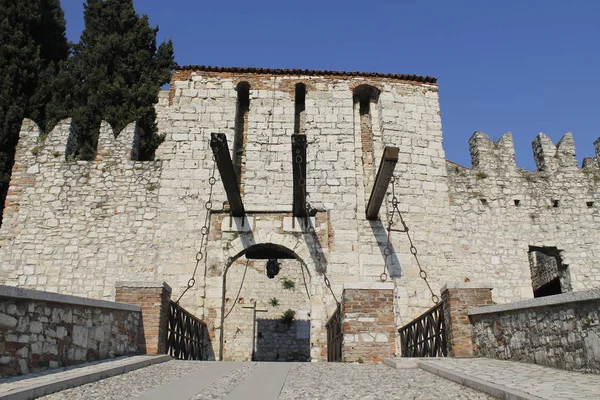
[210,133,245,217]
[292,134,308,218]
[366,146,399,220]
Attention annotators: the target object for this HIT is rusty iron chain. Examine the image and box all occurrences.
[176,154,218,304]
[295,145,340,307]
[387,175,439,304]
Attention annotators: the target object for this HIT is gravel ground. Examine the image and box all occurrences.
[278,363,495,400]
[38,360,206,400]
[38,361,495,400]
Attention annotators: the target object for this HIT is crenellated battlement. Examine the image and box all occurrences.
[16,118,143,164]
[469,131,516,173]
[532,132,577,172]
[467,130,597,174]
[450,130,600,218]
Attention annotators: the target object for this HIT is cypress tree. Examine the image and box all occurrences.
[48,0,176,160]
[0,0,68,225]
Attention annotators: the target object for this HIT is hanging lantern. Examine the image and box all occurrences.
[266,258,280,279]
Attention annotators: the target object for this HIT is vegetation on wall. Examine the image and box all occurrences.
[282,278,295,290]
[279,309,296,327]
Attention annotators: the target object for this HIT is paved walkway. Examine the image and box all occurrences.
[2,357,599,399]
[418,358,600,400]
[31,360,492,400]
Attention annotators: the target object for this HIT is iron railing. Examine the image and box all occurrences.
[399,302,447,357]
[326,305,342,362]
[166,301,206,360]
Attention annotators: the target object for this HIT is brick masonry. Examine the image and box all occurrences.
[342,284,395,363]
[441,283,493,357]
[115,282,171,355]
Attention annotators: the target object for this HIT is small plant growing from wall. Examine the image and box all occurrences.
[269,297,280,307]
[282,278,295,290]
[475,171,488,180]
[279,309,296,327]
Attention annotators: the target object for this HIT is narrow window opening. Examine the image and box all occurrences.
[586,201,594,208]
[514,199,521,207]
[233,82,250,186]
[480,198,488,206]
[294,83,306,135]
[353,84,381,210]
[528,246,572,298]
[552,199,559,208]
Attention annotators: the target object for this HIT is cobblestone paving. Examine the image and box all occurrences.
[278,363,494,400]
[423,358,600,400]
[37,361,494,400]
[39,360,205,400]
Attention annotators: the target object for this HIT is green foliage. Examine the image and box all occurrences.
[282,278,295,290]
[268,298,280,307]
[47,0,176,161]
[357,357,364,364]
[146,183,158,191]
[0,0,69,225]
[475,171,488,180]
[279,309,296,326]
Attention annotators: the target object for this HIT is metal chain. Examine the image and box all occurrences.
[386,175,439,304]
[294,145,340,307]
[176,154,218,304]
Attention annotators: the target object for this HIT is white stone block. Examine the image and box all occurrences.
[282,217,316,232]
[221,216,253,232]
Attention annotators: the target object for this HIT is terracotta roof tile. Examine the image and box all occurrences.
[175,65,437,84]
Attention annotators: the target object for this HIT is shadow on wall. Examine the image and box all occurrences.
[202,323,216,361]
[368,220,402,279]
[255,318,310,362]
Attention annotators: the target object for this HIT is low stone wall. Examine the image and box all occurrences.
[0,285,141,377]
[470,288,600,373]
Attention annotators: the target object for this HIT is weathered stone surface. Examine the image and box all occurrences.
[0,312,17,329]
[1,68,600,362]
[471,290,600,373]
[0,293,141,378]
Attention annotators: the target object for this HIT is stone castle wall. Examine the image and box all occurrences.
[1,67,600,360]
[0,119,161,300]
[448,132,600,304]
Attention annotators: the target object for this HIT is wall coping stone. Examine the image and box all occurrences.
[343,282,394,290]
[115,281,172,294]
[0,285,141,312]
[469,288,600,316]
[441,282,494,293]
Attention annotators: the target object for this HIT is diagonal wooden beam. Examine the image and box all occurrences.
[366,146,399,220]
[210,133,245,217]
[292,134,307,218]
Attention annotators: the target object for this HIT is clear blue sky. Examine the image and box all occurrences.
[59,0,600,170]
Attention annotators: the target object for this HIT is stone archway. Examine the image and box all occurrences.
[219,243,312,361]
[201,213,336,361]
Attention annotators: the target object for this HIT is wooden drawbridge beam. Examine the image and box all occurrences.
[210,133,245,217]
[366,146,399,220]
[292,134,308,218]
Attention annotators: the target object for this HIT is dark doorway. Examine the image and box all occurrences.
[528,246,572,298]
